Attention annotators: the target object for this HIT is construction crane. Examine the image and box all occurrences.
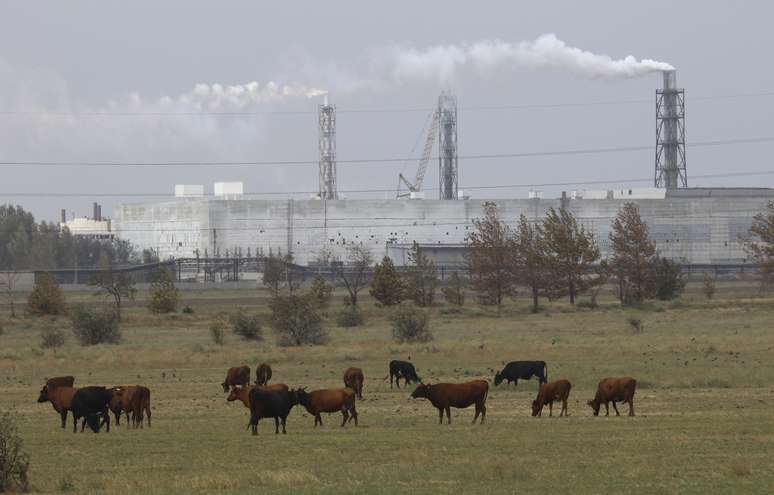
[397,108,440,199]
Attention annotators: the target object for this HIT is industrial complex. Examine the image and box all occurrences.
[111,71,774,266]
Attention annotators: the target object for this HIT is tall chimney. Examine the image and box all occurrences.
[655,69,687,188]
[93,202,99,221]
[60,209,66,224]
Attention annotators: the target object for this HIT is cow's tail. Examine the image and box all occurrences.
[382,375,389,382]
[544,363,548,384]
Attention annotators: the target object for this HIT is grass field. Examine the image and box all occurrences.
[1,282,773,494]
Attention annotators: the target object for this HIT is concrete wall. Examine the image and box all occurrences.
[112,189,774,266]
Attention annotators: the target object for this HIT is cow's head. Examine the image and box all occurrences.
[221,381,230,393]
[587,399,601,416]
[84,414,102,433]
[294,387,309,406]
[37,385,49,403]
[493,373,503,386]
[410,384,431,399]
[531,400,541,417]
[227,387,243,402]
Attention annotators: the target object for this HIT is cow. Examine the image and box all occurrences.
[44,376,75,389]
[343,367,364,399]
[587,377,637,417]
[255,363,272,386]
[531,379,572,417]
[71,386,113,433]
[37,384,78,429]
[296,388,358,427]
[228,384,289,409]
[109,386,152,428]
[387,360,421,389]
[493,361,548,387]
[410,380,488,425]
[247,387,299,435]
[222,366,250,392]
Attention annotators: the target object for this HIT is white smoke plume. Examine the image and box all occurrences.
[386,33,674,83]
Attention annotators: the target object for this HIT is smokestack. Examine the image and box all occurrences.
[93,202,98,221]
[655,69,687,189]
[98,204,102,222]
[663,69,676,90]
[60,209,66,224]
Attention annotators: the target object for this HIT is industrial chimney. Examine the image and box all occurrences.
[318,96,338,200]
[655,70,687,188]
[438,91,459,200]
[60,209,66,224]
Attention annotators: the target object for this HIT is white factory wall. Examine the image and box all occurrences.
[112,192,774,265]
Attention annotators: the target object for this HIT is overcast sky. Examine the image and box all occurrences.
[1,1,773,221]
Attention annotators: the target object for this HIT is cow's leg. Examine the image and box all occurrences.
[472,404,480,424]
[438,407,444,424]
[604,402,610,416]
[628,399,635,417]
[104,411,110,433]
[513,379,518,387]
[315,414,322,427]
[351,406,358,426]
[274,417,280,434]
[114,410,120,426]
[60,410,67,429]
[612,401,621,416]
[549,402,553,417]
[146,405,151,428]
[341,409,349,427]
[281,416,287,434]
[480,401,486,424]
[446,406,452,425]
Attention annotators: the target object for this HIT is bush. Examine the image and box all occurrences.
[0,411,30,493]
[308,275,333,309]
[390,303,432,343]
[703,272,716,300]
[270,293,327,346]
[40,326,65,349]
[441,273,465,307]
[336,305,364,327]
[650,257,685,301]
[627,317,644,334]
[182,305,194,314]
[148,269,179,314]
[26,273,66,316]
[229,309,263,341]
[369,257,404,306]
[209,320,225,346]
[69,305,121,345]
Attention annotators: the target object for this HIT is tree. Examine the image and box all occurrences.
[609,203,657,304]
[90,253,136,320]
[464,202,517,311]
[512,214,550,313]
[0,271,19,318]
[269,293,327,346]
[441,272,465,307]
[703,272,716,300]
[404,242,437,307]
[262,254,287,294]
[148,268,179,314]
[308,274,333,309]
[370,256,404,306]
[542,207,600,304]
[26,273,67,316]
[338,245,373,306]
[743,200,774,292]
[0,410,30,492]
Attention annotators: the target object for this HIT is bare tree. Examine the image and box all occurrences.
[512,214,550,313]
[542,207,601,304]
[338,245,373,306]
[404,242,437,307]
[90,253,136,320]
[464,202,517,311]
[0,270,20,318]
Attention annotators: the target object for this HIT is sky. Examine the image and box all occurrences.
[1,1,773,221]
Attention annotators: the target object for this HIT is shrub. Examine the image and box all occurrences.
[229,309,263,341]
[26,273,66,316]
[40,326,65,349]
[650,257,685,301]
[336,305,364,327]
[703,272,716,300]
[308,275,333,309]
[148,269,179,314]
[627,317,644,334]
[390,303,432,343]
[69,305,121,345]
[369,257,404,306]
[182,305,194,314]
[0,411,30,493]
[441,273,465,307]
[209,320,225,346]
[270,293,327,346]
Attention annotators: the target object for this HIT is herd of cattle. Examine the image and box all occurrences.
[36,359,637,434]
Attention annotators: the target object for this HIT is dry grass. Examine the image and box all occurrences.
[0,281,773,493]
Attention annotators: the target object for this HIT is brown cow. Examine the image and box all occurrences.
[296,388,358,427]
[222,366,250,392]
[227,384,289,409]
[531,379,572,417]
[343,367,364,399]
[411,380,488,424]
[587,377,637,417]
[109,386,152,428]
[45,376,75,389]
[255,363,272,386]
[37,385,78,429]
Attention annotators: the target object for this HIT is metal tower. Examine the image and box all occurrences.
[655,70,687,188]
[318,96,338,199]
[438,92,458,200]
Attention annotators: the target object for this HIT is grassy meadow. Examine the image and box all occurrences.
[1,280,773,494]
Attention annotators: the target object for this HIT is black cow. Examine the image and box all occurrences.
[71,386,113,433]
[493,361,547,387]
[248,387,299,435]
[388,360,421,389]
